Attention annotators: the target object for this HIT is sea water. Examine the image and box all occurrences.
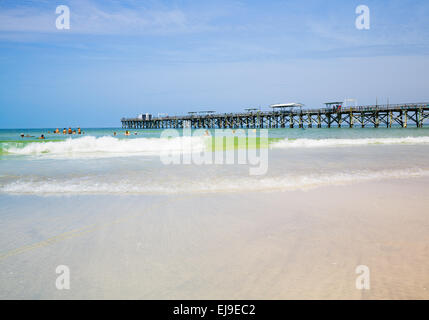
[1,127,429,195]
[2,127,429,299]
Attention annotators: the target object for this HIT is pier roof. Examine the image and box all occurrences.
[324,102,343,105]
[270,103,304,109]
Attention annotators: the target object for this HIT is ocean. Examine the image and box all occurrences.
[2,127,429,299]
[1,127,429,195]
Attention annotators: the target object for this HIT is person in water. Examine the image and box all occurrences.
[68,127,72,134]
[78,127,81,134]
[20,133,24,138]
[63,128,67,134]
[55,128,60,134]
[113,132,117,136]
[125,130,130,136]
[38,134,45,140]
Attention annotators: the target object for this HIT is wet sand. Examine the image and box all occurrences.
[1,177,429,299]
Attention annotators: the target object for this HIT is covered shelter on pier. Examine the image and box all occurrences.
[324,101,343,112]
[244,108,259,113]
[270,103,304,112]
[198,111,216,114]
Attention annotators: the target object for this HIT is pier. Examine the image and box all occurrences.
[121,103,429,129]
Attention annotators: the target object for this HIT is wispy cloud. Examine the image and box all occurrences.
[1,0,429,61]
[0,0,214,36]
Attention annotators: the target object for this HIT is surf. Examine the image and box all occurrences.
[0,135,208,158]
[2,168,429,195]
[270,136,429,149]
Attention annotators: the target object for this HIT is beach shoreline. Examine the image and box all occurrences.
[1,177,429,299]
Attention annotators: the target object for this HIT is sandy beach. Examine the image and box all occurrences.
[1,177,429,299]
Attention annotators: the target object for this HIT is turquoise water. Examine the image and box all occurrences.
[1,127,429,194]
[2,126,429,155]
[2,126,429,142]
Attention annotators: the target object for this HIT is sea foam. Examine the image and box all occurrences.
[2,168,428,195]
[2,136,207,158]
[271,136,429,149]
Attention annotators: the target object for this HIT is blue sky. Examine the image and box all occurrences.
[0,0,429,128]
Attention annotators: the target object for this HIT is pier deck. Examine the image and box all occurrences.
[121,103,429,129]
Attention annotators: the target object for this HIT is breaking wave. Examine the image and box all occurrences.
[1,168,428,195]
[1,136,208,158]
[3,136,429,158]
[271,136,429,149]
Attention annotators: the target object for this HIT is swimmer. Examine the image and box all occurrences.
[68,127,72,134]
[113,132,117,136]
[38,134,45,140]
[63,128,67,134]
[78,127,81,134]
[20,133,24,138]
[72,130,76,134]
[125,130,130,136]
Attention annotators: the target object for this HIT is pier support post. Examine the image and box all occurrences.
[403,111,408,128]
[418,109,422,128]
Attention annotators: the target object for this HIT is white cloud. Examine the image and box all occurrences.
[0,2,199,35]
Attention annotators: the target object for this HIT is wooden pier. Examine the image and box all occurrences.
[121,103,429,129]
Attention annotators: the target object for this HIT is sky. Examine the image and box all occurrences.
[0,0,428,128]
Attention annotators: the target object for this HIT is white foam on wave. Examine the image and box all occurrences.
[2,168,428,195]
[271,136,429,149]
[4,136,207,158]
